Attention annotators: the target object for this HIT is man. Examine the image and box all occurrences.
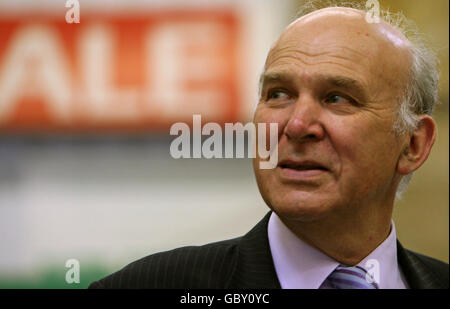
[89,2,448,289]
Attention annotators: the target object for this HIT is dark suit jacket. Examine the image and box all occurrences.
[89,212,449,289]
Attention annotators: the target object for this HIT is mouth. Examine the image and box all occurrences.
[277,159,329,181]
[278,160,328,171]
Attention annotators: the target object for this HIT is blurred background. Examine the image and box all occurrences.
[0,0,447,288]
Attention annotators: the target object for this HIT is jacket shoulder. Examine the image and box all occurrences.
[401,247,449,289]
[89,237,241,289]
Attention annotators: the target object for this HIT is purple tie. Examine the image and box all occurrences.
[319,265,379,289]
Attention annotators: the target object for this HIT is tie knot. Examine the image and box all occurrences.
[320,265,379,289]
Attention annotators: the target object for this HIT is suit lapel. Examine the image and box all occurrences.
[227,212,281,289]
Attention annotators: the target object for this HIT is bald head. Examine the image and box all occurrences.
[287,7,410,48]
[263,7,413,112]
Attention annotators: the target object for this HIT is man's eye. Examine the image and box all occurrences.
[325,94,354,104]
[267,90,290,100]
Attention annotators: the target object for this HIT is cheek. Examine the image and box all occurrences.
[253,107,287,196]
[329,120,400,183]
[254,107,289,147]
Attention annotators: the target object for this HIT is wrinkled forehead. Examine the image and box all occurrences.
[264,7,412,92]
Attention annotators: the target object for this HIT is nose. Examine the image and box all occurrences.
[284,94,325,142]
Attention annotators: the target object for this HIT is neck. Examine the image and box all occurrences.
[278,205,393,266]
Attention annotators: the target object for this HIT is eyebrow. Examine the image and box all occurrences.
[258,72,293,93]
[258,72,296,97]
[325,76,366,96]
[259,72,368,101]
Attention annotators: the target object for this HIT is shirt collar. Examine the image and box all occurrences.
[267,212,407,289]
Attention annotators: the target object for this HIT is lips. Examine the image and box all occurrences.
[278,159,328,171]
[277,159,329,181]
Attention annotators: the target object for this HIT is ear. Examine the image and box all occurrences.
[397,115,437,175]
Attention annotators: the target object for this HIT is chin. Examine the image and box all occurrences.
[266,193,336,223]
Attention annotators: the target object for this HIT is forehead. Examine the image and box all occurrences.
[264,8,412,93]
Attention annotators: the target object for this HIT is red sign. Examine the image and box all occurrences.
[0,10,240,133]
